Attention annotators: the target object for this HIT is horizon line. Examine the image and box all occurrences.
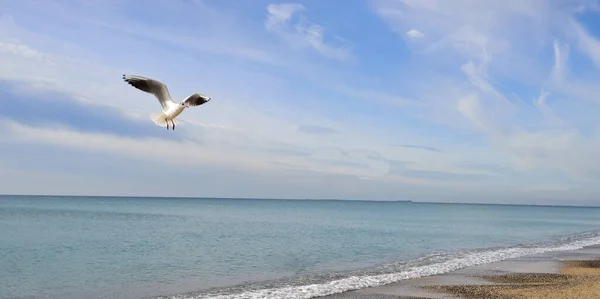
[2,194,600,208]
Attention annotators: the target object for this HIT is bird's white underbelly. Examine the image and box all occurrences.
[164,107,184,119]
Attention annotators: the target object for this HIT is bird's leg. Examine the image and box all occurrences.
[166,121,170,130]
[172,120,176,130]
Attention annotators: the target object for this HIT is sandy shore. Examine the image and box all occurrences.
[425,259,600,299]
[323,245,600,299]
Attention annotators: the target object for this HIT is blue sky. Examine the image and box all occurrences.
[2,0,600,203]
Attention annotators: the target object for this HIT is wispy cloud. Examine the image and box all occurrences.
[387,159,492,181]
[297,124,339,135]
[369,0,600,191]
[392,144,441,152]
[0,81,176,139]
[406,29,425,39]
[265,3,355,62]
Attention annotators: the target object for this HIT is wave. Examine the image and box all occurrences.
[160,231,600,299]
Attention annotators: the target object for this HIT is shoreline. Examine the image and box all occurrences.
[150,238,600,299]
[151,237,600,299]
[322,245,600,299]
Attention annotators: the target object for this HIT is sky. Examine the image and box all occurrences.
[2,0,600,204]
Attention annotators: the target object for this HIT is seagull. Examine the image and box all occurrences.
[122,74,212,130]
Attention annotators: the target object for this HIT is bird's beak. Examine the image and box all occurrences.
[185,104,190,108]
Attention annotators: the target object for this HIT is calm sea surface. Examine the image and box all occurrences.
[1,195,599,299]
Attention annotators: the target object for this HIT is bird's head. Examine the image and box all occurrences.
[181,102,190,109]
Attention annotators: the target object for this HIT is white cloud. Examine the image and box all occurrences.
[550,39,570,86]
[571,16,600,70]
[371,0,600,185]
[1,117,486,199]
[1,118,395,179]
[0,40,47,61]
[406,29,424,39]
[453,38,600,180]
[372,0,569,75]
[265,3,355,62]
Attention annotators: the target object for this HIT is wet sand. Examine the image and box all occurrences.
[323,245,600,299]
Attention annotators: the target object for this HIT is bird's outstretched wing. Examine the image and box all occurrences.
[123,74,174,111]
[182,93,212,107]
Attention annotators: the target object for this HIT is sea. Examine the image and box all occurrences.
[1,195,600,299]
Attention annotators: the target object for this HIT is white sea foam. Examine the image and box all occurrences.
[167,234,600,299]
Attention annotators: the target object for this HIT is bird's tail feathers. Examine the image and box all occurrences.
[150,113,179,127]
[150,112,168,127]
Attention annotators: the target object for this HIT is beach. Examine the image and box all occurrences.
[323,245,600,299]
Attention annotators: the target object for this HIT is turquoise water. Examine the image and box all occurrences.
[1,195,599,299]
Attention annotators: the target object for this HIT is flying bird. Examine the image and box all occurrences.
[122,74,212,130]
